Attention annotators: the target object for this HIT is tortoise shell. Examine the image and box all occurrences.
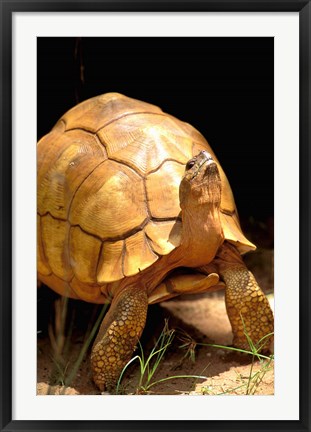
[37,93,255,303]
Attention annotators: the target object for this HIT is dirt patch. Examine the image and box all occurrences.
[37,247,274,396]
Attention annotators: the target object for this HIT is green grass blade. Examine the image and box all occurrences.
[116,355,141,395]
[142,340,173,386]
[197,342,271,360]
[245,356,255,395]
[149,332,174,373]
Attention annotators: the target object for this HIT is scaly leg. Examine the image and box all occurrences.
[216,242,274,351]
[91,285,148,391]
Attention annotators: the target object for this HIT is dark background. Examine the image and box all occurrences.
[37,37,274,246]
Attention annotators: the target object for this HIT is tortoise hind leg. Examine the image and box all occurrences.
[91,285,148,392]
[215,242,274,352]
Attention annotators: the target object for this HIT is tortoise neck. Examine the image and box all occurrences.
[180,205,223,267]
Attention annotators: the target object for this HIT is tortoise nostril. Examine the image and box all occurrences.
[201,150,213,161]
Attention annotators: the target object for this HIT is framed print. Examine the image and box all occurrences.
[36,35,276,401]
[1,1,310,431]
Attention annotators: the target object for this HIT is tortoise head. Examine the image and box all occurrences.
[179,150,222,210]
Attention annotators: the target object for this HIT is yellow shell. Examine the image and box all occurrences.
[37,93,255,303]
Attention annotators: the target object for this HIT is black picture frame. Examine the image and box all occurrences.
[1,1,310,431]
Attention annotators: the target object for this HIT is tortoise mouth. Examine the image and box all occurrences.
[202,157,217,171]
[200,151,217,167]
[201,150,213,163]
[188,150,218,181]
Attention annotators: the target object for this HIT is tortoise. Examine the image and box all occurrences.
[37,92,274,391]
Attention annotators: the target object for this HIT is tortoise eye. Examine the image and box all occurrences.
[186,160,195,171]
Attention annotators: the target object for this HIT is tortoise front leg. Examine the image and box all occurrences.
[91,285,148,392]
[216,242,274,351]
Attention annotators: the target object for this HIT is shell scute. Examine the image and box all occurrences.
[145,220,182,255]
[70,277,105,303]
[40,214,73,281]
[97,240,124,283]
[61,92,163,133]
[97,114,193,175]
[69,160,147,240]
[123,231,158,277]
[69,226,102,283]
[39,273,78,299]
[37,215,52,276]
[37,129,107,220]
[146,161,184,219]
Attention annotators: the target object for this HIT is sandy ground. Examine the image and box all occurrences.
[37,247,274,397]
